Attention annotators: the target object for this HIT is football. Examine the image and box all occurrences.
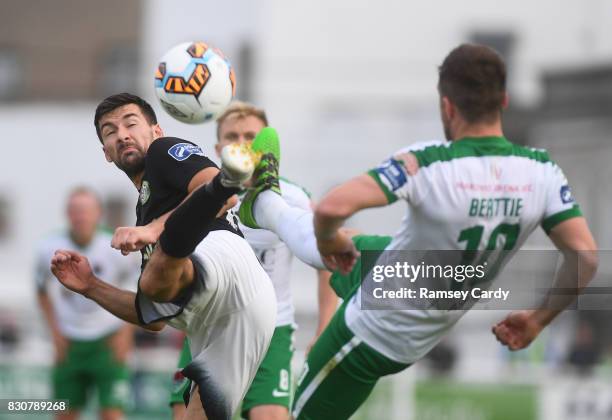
[154,41,236,124]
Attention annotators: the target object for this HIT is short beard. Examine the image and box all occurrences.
[115,153,145,178]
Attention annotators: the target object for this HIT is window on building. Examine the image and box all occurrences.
[97,44,140,97]
[0,49,22,101]
[0,0,142,101]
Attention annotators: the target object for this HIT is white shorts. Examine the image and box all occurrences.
[137,230,277,418]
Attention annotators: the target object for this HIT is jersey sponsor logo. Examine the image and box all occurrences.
[375,159,409,192]
[560,185,574,204]
[140,181,151,205]
[167,143,205,161]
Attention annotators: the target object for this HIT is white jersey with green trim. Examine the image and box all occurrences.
[344,136,582,364]
[239,178,312,327]
[34,230,139,340]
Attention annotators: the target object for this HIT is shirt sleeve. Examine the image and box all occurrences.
[366,141,445,205]
[367,143,421,204]
[146,137,218,193]
[541,164,582,234]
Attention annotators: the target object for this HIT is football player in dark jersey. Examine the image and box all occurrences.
[51,93,278,420]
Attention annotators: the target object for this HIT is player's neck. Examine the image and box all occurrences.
[131,172,144,191]
[452,120,504,141]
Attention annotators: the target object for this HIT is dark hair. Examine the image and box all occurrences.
[94,93,158,142]
[438,44,507,123]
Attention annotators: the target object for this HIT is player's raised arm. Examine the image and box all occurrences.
[314,144,427,242]
[51,250,165,331]
[493,217,598,350]
[111,150,237,255]
[315,174,389,226]
[541,217,598,321]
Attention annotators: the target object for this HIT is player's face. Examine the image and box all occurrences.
[99,104,162,177]
[67,192,101,245]
[215,115,265,158]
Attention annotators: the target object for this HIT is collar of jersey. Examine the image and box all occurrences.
[455,136,510,146]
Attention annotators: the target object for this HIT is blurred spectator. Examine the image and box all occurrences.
[34,187,139,420]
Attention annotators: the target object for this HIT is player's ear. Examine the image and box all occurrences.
[441,96,455,119]
[102,145,113,163]
[152,124,164,139]
[501,92,509,110]
[214,142,222,158]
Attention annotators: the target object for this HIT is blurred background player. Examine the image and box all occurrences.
[35,187,136,420]
[169,101,337,420]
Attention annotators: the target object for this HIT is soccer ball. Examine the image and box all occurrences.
[154,41,236,124]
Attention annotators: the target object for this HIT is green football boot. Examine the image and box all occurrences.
[238,127,281,228]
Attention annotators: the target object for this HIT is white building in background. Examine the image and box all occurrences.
[1,0,611,317]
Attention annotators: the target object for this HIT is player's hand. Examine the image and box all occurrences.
[317,231,360,275]
[112,225,158,255]
[492,310,544,350]
[50,250,96,296]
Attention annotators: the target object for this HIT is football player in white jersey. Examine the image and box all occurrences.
[170,102,337,420]
[234,44,598,419]
[35,187,137,420]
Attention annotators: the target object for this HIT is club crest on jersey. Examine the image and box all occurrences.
[375,158,408,191]
[168,143,205,161]
[560,185,574,204]
[140,181,151,205]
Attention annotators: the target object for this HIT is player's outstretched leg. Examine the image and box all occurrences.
[292,302,409,419]
[238,127,281,228]
[159,146,256,259]
[236,128,326,270]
